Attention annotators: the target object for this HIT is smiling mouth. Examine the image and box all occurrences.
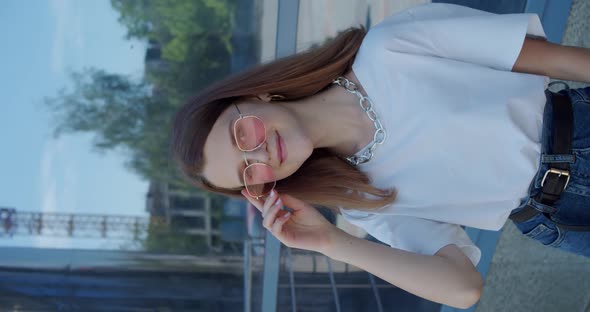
[276,131,282,164]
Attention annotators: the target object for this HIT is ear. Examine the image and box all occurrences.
[257,93,273,102]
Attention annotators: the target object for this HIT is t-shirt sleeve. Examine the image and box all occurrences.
[340,210,482,267]
[368,3,547,71]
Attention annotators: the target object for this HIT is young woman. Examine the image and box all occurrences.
[171,3,590,308]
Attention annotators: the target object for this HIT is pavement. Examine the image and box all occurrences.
[476,1,590,311]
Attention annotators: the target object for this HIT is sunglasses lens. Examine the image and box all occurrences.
[244,163,275,197]
[235,116,265,151]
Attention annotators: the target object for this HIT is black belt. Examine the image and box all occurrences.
[509,92,590,232]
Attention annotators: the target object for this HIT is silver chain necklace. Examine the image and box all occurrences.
[332,76,387,166]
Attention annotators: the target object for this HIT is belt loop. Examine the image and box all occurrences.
[548,80,570,92]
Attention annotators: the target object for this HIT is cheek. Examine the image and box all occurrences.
[270,113,314,180]
[276,136,313,181]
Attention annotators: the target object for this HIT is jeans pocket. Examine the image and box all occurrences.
[570,86,590,103]
[514,213,563,247]
[522,223,561,246]
[566,148,590,196]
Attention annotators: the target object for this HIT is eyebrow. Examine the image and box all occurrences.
[228,118,244,186]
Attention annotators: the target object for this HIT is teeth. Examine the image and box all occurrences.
[276,132,281,163]
[279,137,283,162]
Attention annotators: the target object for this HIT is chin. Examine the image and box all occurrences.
[277,159,304,182]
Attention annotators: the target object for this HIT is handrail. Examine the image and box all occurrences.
[286,247,297,312]
[325,256,342,312]
[368,273,385,312]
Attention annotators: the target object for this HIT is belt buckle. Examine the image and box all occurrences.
[541,168,570,190]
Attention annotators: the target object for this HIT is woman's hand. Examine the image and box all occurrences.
[242,189,338,253]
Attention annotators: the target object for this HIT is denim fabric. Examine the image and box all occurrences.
[510,83,590,258]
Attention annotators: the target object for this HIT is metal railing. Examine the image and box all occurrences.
[243,235,390,312]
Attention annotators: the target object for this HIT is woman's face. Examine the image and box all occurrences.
[202,98,313,190]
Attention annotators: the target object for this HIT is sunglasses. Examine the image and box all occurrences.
[232,103,276,199]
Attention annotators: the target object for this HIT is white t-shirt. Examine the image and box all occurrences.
[339,3,550,266]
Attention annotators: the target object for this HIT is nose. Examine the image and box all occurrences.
[244,141,270,164]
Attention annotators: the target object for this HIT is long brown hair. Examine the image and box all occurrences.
[170,26,397,212]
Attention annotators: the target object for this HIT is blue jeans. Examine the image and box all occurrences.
[510,82,590,258]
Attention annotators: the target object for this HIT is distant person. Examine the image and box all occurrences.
[171,3,590,309]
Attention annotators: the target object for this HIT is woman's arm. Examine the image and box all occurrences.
[244,191,483,309]
[321,228,483,309]
[513,37,590,83]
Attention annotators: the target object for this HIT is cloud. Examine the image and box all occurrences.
[61,160,78,212]
[40,138,66,213]
[49,0,85,75]
[36,138,76,249]
[49,0,69,75]
[41,140,57,212]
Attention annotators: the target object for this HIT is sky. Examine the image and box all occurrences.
[0,0,149,249]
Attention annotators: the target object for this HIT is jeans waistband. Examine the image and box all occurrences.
[510,82,573,216]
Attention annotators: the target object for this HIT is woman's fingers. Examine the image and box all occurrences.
[262,190,280,218]
[263,196,284,229]
[279,193,309,211]
[271,211,291,235]
[242,189,293,235]
[241,189,263,212]
[241,189,286,218]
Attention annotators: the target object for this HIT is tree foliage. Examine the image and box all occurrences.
[44,0,244,254]
[44,68,178,184]
[111,0,235,96]
[44,0,238,192]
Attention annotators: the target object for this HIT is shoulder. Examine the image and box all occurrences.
[359,3,455,50]
[401,2,494,19]
[358,3,501,58]
[367,2,495,35]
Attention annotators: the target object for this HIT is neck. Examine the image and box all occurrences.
[282,73,375,158]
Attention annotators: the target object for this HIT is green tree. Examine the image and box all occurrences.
[44,0,246,254]
[45,0,240,190]
[111,0,235,96]
[44,68,186,188]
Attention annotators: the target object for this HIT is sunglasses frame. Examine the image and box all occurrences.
[232,103,276,199]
